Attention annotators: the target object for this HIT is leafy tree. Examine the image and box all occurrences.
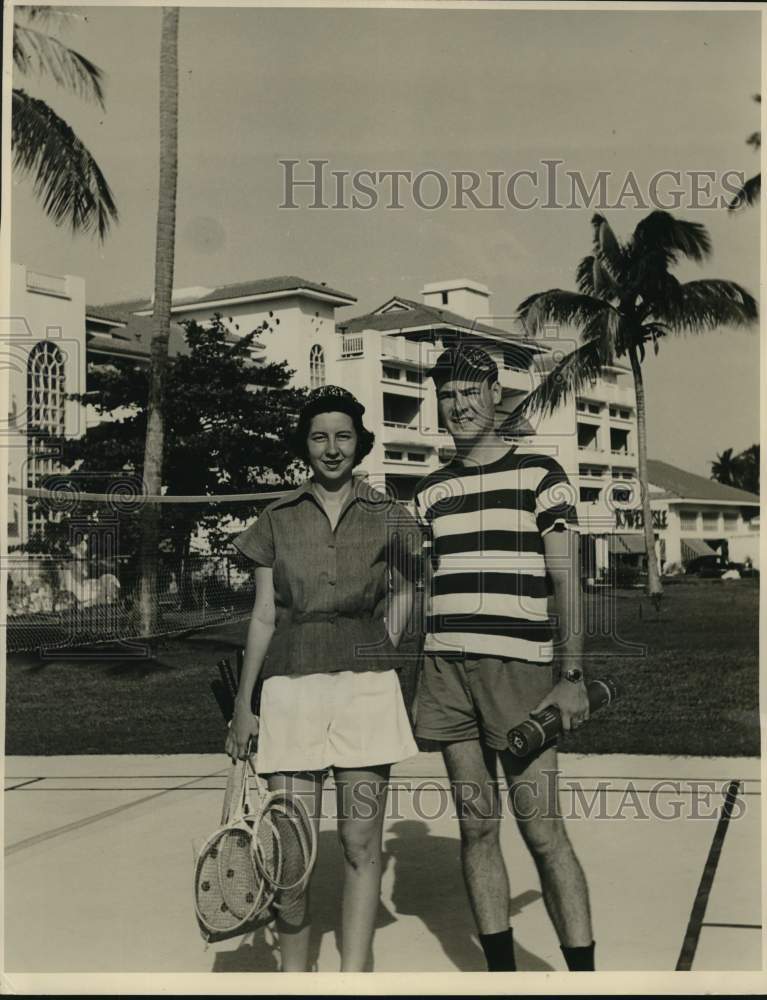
[27,316,308,587]
[518,211,758,601]
[12,6,118,238]
[711,444,759,495]
[727,94,761,212]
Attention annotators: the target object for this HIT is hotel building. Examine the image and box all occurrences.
[8,263,759,574]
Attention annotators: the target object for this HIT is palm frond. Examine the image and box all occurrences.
[632,210,712,265]
[516,289,609,336]
[576,254,618,300]
[13,25,105,107]
[663,279,758,332]
[727,172,761,211]
[12,89,118,239]
[590,213,625,282]
[520,337,608,419]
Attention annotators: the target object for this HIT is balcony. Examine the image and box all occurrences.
[597,382,635,409]
[382,421,434,447]
[380,336,425,367]
[339,334,364,359]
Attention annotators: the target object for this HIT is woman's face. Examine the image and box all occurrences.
[306,411,358,483]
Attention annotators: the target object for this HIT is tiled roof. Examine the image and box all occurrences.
[93,275,356,315]
[85,304,134,325]
[647,459,759,503]
[87,315,190,359]
[340,297,532,344]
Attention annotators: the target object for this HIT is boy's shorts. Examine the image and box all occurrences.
[414,654,555,751]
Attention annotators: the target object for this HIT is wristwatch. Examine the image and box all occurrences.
[563,667,583,684]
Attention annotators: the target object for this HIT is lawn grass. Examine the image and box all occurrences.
[5,579,759,757]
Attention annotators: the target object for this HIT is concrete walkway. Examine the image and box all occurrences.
[4,752,761,975]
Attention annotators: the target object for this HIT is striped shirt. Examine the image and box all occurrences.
[414,447,578,664]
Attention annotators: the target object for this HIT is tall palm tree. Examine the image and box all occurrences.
[518,211,758,600]
[12,6,118,238]
[138,7,180,637]
[727,94,761,212]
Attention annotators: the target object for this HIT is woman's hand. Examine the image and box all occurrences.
[225,705,260,761]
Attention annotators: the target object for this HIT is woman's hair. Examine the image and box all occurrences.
[289,385,375,466]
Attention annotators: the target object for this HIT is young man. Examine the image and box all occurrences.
[413,345,595,972]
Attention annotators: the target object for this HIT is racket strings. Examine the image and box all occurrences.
[194,767,318,941]
[254,792,316,900]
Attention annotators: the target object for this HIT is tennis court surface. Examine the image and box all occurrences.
[4,751,761,974]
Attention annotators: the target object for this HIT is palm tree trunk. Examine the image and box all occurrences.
[628,345,663,600]
[138,7,180,637]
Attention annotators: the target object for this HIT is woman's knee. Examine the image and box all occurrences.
[338,824,382,870]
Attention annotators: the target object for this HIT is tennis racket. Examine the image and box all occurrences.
[193,756,276,942]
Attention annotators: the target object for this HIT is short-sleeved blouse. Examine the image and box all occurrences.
[233,477,421,681]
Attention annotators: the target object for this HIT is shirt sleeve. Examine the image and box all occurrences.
[535,459,579,536]
[413,488,433,556]
[387,503,423,582]
[232,509,275,566]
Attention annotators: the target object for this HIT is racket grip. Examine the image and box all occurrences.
[507,676,620,758]
[210,678,234,723]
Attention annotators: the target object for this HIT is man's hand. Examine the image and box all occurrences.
[531,677,590,732]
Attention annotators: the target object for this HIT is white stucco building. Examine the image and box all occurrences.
[7,263,759,577]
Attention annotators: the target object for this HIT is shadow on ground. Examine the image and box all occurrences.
[212,820,552,972]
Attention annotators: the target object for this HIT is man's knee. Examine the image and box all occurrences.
[459,815,501,850]
[517,815,571,859]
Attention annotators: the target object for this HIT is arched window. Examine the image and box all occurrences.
[27,342,66,536]
[310,344,325,389]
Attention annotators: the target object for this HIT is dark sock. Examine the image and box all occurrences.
[479,928,516,971]
[561,940,595,971]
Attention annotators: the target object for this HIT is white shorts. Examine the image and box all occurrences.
[255,669,418,775]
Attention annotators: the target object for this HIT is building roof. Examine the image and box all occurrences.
[647,459,759,504]
[340,296,537,346]
[92,275,356,316]
[87,315,191,360]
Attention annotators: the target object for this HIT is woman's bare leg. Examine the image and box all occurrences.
[334,764,390,972]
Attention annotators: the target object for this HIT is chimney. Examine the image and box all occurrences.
[422,279,491,323]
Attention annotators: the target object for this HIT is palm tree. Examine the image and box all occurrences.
[711,444,760,494]
[138,7,180,638]
[711,447,739,487]
[518,211,758,601]
[727,95,761,212]
[12,6,118,238]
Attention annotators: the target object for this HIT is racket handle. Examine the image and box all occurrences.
[507,676,620,758]
[210,678,234,723]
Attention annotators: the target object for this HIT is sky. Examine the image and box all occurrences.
[11,5,762,477]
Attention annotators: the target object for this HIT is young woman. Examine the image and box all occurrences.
[226,385,420,972]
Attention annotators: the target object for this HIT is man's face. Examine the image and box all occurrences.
[437,377,500,444]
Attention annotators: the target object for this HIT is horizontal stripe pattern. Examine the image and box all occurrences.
[430,592,549,621]
[424,631,554,663]
[431,506,537,538]
[435,529,544,557]
[415,447,577,663]
[432,570,550,599]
